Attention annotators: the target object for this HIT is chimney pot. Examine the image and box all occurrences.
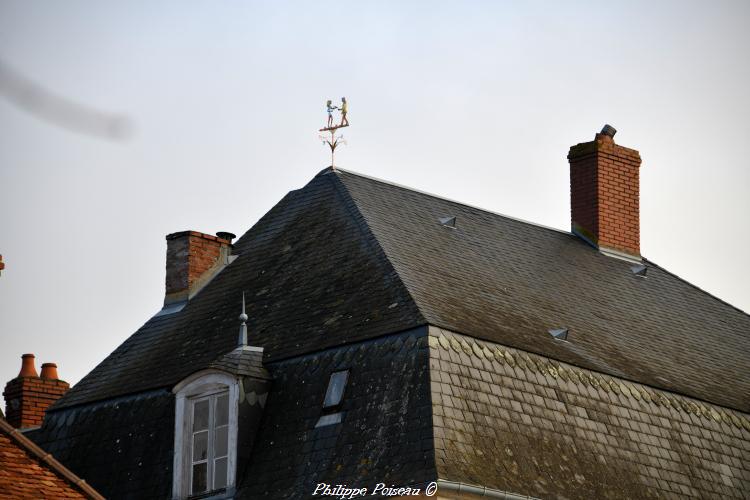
[600,124,617,138]
[40,363,60,380]
[18,354,38,378]
[216,231,236,244]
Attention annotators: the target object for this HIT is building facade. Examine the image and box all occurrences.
[13,128,750,499]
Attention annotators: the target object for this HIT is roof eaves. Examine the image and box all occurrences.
[50,386,173,413]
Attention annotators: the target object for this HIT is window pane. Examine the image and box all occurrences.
[315,412,342,428]
[214,457,228,490]
[215,393,229,426]
[192,462,207,493]
[323,370,349,407]
[193,431,208,461]
[214,425,228,457]
[193,399,209,431]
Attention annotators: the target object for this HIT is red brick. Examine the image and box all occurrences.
[569,132,641,257]
[3,376,70,429]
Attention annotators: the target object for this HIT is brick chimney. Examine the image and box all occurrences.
[164,231,235,305]
[568,125,642,260]
[3,354,69,429]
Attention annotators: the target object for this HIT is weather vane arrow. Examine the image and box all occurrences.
[318,97,349,168]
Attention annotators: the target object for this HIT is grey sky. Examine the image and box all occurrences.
[1,1,748,410]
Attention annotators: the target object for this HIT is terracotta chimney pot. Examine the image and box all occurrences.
[18,354,38,378]
[40,363,60,380]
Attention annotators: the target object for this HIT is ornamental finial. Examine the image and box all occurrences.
[238,292,248,347]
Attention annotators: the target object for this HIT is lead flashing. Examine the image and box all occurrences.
[153,300,186,318]
[572,225,642,263]
[598,246,642,264]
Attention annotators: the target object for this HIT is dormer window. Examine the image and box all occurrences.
[189,392,229,493]
[172,371,239,499]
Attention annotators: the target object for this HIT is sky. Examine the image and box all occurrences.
[1,1,748,412]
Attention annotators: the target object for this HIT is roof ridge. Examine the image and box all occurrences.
[643,257,750,318]
[325,169,428,326]
[332,167,571,236]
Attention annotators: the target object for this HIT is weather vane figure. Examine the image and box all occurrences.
[339,97,348,126]
[326,99,337,128]
[319,96,350,167]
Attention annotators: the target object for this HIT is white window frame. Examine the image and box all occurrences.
[188,392,229,494]
[172,370,239,499]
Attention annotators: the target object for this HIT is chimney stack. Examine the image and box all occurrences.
[3,354,69,429]
[568,125,642,260]
[164,231,234,305]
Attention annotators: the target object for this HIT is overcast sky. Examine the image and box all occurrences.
[1,1,748,411]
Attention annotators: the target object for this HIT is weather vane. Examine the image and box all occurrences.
[318,97,349,167]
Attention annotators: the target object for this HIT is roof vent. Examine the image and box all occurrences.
[630,263,647,278]
[439,216,456,228]
[548,328,569,341]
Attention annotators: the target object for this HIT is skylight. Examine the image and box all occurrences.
[315,413,342,428]
[316,370,349,428]
[323,370,348,409]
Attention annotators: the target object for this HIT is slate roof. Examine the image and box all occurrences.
[36,166,749,498]
[55,169,422,409]
[236,328,435,498]
[0,416,104,499]
[28,389,175,499]
[30,330,434,500]
[53,167,750,414]
[337,169,750,412]
[209,347,271,379]
[428,327,750,498]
